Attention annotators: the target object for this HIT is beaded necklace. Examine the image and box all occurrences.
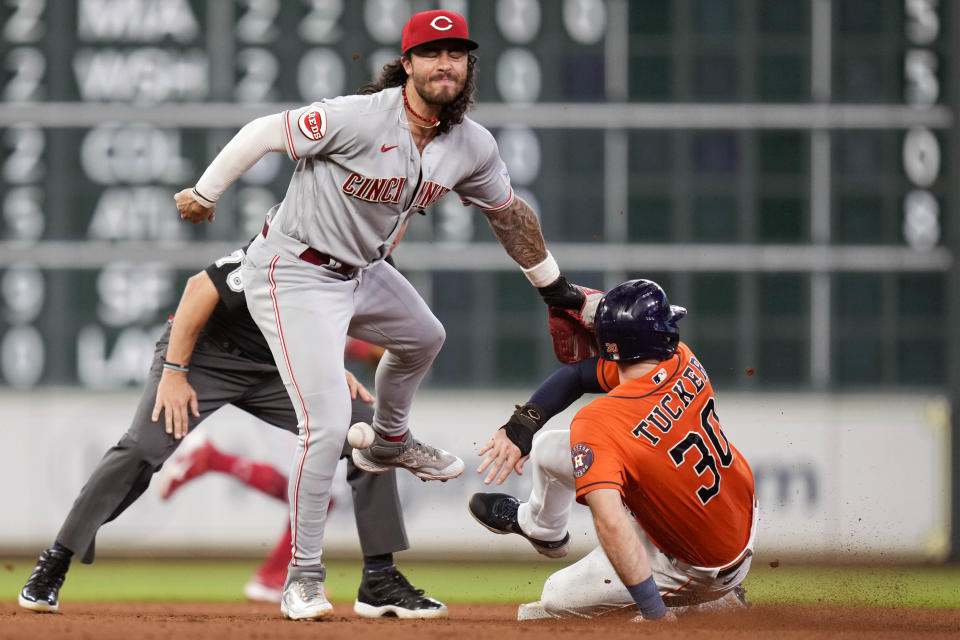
[402,85,440,129]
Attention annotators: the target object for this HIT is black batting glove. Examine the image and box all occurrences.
[500,402,548,457]
[537,275,585,310]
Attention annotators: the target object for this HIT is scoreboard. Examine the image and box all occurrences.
[0,0,955,392]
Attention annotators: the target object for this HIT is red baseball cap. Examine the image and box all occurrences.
[401,10,478,54]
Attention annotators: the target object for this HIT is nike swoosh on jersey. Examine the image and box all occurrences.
[381,144,399,152]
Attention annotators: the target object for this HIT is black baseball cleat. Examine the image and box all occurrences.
[353,566,448,619]
[19,547,72,612]
[468,492,570,558]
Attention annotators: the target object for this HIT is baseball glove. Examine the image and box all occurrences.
[548,306,599,364]
[538,276,604,327]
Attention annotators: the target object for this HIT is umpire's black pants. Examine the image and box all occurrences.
[56,324,407,564]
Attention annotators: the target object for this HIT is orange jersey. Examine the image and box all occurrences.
[571,342,754,568]
[594,357,621,392]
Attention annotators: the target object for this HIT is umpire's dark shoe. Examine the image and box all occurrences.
[353,566,448,619]
[19,547,71,612]
[468,492,570,558]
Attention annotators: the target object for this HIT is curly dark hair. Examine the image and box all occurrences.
[357,53,478,135]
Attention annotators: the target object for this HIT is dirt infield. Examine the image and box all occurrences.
[1,601,958,639]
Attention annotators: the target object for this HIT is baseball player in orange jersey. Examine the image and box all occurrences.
[175,9,599,620]
[470,279,757,621]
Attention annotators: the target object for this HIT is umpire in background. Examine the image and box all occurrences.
[18,242,446,619]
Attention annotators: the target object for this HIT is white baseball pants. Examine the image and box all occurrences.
[518,429,757,618]
[241,228,444,568]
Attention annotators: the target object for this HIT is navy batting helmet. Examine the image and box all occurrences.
[594,279,687,362]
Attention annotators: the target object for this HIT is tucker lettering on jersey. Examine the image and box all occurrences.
[631,362,709,445]
[341,173,407,203]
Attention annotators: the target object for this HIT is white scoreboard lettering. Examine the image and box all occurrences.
[0,0,953,391]
[902,0,942,252]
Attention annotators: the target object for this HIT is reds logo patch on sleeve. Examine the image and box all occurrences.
[571,443,595,479]
[297,109,327,141]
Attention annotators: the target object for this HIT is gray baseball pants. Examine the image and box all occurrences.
[56,323,408,564]
[241,228,444,568]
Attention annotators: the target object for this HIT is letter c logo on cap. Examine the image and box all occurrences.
[429,15,454,31]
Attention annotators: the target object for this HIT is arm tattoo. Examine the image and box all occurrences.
[483,196,548,268]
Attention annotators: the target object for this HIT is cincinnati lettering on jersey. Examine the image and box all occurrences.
[631,357,709,445]
[411,180,451,209]
[341,173,406,204]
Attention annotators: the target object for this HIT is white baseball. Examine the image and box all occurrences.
[347,422,375,449]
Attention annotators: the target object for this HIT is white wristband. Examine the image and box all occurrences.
[522,252,560,288]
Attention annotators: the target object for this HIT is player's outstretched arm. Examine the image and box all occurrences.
[585,489,651,585]
[151,271,220,439]
[478,358,604,484]
[584,489,672,622]
[483,197,602,324]
[175,113,286,224]
[482,196,548,268]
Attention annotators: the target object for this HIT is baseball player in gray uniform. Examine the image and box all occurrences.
[175,10,599,620]
[18,243,446,619]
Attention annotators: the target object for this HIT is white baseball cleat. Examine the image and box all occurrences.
[280,573,333,620]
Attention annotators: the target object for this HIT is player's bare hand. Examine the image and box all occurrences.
[630,610,677,624]
[345,370,374,402]
[477,429,528,485]
[174,188,216,224]
[152,369,200,439]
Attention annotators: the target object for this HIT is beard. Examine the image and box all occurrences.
[411,70,465,106]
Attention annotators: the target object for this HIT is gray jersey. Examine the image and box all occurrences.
[241,86,510,571]
[274,86,514,266]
